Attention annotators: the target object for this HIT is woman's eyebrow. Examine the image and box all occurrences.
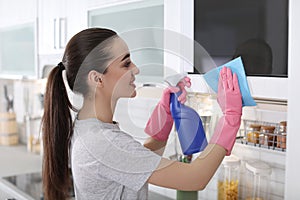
[121,53,130,61]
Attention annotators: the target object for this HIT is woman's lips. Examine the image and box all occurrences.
[130,78,136,87]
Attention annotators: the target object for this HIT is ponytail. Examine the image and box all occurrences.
[42,64,76,200]
[42,28,118,199]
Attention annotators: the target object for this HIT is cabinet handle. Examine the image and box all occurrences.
[53,18,67,49]
[59,18,67,49]
[54,18,58,49]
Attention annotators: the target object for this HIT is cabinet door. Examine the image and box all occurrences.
[65,0,87,40]
[38,0,67,54]
[0,0,37,27]
[0,0,38,78]
[88,0,164,84]
[39,0,88,55]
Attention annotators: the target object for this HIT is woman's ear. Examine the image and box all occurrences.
[88,70,103,87]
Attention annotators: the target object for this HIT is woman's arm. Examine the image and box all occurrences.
[148,144,226,191]
[144,137,167,156]
[148,67,242,191]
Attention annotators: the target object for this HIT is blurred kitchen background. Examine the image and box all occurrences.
[0,0,300,199]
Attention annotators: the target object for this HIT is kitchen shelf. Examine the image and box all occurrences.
[237,119,287,153]
[237,138,286,152]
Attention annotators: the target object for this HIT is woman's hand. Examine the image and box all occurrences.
[176,76,191,103]
[210,67,242,155]
[217,66,242,116]
[159,76,191,113]
[144,76,191,141]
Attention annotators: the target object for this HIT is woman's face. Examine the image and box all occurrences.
[102,37,140,101]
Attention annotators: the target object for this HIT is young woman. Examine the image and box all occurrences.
[42,28,242,200]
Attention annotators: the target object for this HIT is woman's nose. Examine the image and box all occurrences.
[132,63,140,75]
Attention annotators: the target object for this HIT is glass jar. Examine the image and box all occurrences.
[246,124,261,144]
[218,155,241,200]
[25,114,42,154]
[276,121,287,149]
[244,160,272,200]
[259,126,276,147]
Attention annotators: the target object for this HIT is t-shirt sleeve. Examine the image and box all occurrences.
[82,127,162,191]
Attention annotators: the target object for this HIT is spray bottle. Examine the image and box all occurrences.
[165,73,208,155]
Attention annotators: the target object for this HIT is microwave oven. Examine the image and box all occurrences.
[167,0,289,100]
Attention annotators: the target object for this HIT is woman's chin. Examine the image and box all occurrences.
[130,90,137,98]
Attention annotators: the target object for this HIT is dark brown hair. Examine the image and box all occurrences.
[42,28,117,200]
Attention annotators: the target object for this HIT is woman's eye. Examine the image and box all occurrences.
[125,61,131,67]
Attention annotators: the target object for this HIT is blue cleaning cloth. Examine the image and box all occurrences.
[203,57,256,107]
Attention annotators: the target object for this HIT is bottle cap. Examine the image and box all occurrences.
[260,125,275,132]
[249,124,261,130]
[245,159,272,175]
[279,121,287,127]
[222,154,241,167]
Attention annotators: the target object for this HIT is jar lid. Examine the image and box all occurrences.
[279,121,287,127]
[260,125,276,131]
[222,155,241,167]
[245,160,271,175]
[249,124,261,129]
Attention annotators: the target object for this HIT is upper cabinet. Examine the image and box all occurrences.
[88,0,164,83]
[65,0,88,42]
[85,0,196,82]
[38,0,67,54]
[38,0,87,55]
[0,0,37,27]
[0,0,38,78]
[0,0,191,81]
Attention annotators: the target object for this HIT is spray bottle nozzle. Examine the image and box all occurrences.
[164,72,188,86]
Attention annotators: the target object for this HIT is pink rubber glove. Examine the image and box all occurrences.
[210,67,242,155]
[144,77,191,141]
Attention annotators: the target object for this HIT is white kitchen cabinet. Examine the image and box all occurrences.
[0,0,38,78]
[173,0,289,100]
[85,0,197,84]
[38,0,182,82]
[39,0,88,54]
[38,0,67,54]
[65,0,87,42]
[38,0,89,55]
[0,0,37,28]
[87,0,164,83]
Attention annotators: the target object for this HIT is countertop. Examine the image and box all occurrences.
[0,145,42,177]
[0,145,173,200]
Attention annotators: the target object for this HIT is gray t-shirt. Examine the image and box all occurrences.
[71,118,161,200]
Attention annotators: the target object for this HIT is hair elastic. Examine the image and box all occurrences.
[58,62,65,71]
